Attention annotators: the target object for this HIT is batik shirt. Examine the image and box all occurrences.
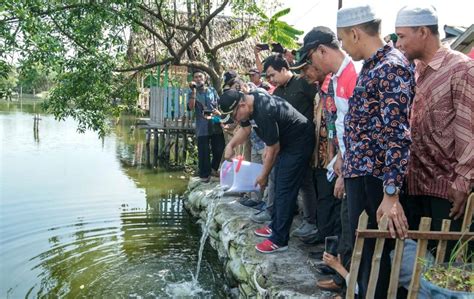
[343,44,415,188]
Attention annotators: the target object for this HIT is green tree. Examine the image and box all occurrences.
[256,8,304,49]
[0,61,17,100]
[1,0,300,137]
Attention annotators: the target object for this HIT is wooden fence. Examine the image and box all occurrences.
[346,193,474,299]
[148,86,194,129]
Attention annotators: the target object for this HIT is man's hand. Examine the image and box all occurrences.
[255,173,268,189]
[334,153,343,177]
[224,145,235,161]
[376,194,408,239]
[334,176,345,199]
[448,186,468,220]
[254,45,262,55]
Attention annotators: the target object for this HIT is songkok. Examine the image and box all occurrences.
[395,5,438,27]
[337,5,378,28]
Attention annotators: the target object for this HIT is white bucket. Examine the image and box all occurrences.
[227,159,263,193]
[220,159,235,190]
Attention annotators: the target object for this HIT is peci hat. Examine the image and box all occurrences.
[395,5,438,27]
[337,5,378,28]
[297,26,337,63]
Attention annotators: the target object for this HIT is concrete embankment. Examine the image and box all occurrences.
[184,178,335,298]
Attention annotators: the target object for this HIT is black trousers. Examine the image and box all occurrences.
[313,168,341,238]
[197,134,225,178]
[269,134,314,246]
[401,194,473,261]
[345,176,394,299]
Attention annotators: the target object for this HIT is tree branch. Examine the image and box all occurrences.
[212,31,249,53]
[49,15,94,56]
[175,0,229,59]
[136,3,196,33]
[114,57,174,72]
[2,4,88,22]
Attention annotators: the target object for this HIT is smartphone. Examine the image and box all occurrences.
[271,43,285,53]
[256,43,270,50]
[202,109,213,116]
[325,236,339,256]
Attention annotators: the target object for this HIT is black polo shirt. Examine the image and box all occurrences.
[241,91,313,150]
[272,75,318,121]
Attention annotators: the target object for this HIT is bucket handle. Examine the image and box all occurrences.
[235,155,244,173]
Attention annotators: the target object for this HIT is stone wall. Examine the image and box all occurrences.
[184,178,333,298]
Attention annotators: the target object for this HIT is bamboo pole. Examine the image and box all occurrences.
[435,219,452,263]
[408,217,431,299]
[387,238,405,298]
[346,211,368,299]
[366,216,389,299]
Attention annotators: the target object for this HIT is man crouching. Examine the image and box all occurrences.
[218,89,315,253]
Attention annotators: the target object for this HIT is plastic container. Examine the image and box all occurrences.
[227,159,263,193]
[419,263,473,299]
[220,159,235,190]
[220,158,263,193]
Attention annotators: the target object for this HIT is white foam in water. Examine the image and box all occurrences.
[165,279,210,297]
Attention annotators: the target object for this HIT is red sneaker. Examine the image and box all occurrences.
[254,226,272,237]
[255,239,288,253]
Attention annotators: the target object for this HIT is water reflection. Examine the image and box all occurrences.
[0,101,226,298]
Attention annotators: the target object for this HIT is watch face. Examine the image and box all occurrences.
[386,185,396,195]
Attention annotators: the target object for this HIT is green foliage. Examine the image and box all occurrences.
[256,8,304,49]
[0,61,17,100]
[1,0,289,136]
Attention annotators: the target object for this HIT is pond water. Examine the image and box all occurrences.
[0,101,227,298]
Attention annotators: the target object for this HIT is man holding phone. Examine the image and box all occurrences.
[187,70,225,183]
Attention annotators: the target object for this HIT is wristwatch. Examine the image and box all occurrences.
[384,185,400,196]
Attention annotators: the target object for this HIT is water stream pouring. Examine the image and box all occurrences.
[165,187,224,296]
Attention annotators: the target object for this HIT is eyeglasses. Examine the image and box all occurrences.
[305,47,317,65]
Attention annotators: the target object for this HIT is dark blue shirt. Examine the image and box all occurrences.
[343,44,415,188]
[187,87,221,137]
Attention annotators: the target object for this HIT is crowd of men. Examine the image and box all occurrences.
[187,4,473,298]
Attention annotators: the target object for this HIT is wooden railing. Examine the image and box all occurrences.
[346,193,474,299]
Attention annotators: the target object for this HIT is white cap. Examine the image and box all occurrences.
[337,5,378,28]
[395,5,438,27]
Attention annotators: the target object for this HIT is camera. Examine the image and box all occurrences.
[203,109,213,116]
[190,82,197,89]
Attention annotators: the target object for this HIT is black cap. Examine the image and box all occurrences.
[290,50,308,71]
[222,70,238,89]
[218,90,242,114]
[298,26,337,62]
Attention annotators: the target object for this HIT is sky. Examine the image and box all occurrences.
[279,0,473,40]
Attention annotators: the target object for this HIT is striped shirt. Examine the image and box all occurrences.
[407,46,474,199]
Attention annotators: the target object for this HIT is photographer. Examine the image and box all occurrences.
[187,70,225,183]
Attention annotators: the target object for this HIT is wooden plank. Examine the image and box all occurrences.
[408,217,431,299]
[435,219,451,263]
[387,238,405,298]
[366,216,389,299]
[356,230,473,241]
[459,193,474,259]
[346,211,368,299]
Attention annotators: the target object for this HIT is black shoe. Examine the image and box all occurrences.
[238,195,261,208]
[308,250,324,260]
[315,264,337,275]
[300,233,325,245]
